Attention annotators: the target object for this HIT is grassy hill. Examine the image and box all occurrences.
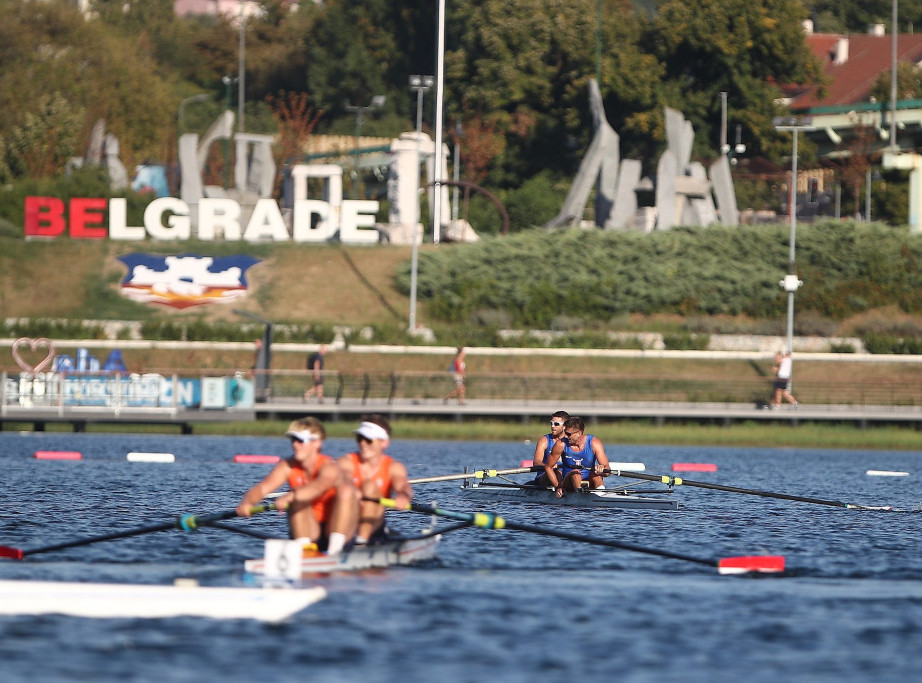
[0,238,417,329]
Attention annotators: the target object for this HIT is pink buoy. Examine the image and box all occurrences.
[671,463,717,472]
[520,459,533,467]
[234,454,281,464]
[34,451,82,461]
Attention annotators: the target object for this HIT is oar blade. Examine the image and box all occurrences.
[0,546,25,561]
[717,555,785,575]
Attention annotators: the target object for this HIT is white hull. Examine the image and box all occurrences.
[0,579,326,623]
[244,534,441,576]
[459,483,679,510]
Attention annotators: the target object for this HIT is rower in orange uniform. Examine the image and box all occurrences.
[544,416,611,498]
[339,415,413,544]
[236,417,357,554]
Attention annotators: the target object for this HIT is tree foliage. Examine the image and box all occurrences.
[0,0,910,200]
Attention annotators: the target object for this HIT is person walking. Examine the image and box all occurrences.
[770,351,798,408]
[443,346,466,405]
[303,344,326,403]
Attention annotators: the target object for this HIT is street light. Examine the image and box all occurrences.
[238,1,246,133]
[345,95,386,199]
[773,115,815,356]
[222,75,237,189]
[408,76,433,332]
[433,0,446,244]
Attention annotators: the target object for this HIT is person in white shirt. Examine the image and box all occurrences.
[770,351,799,408]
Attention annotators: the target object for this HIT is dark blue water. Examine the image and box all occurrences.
[2,432,921,682]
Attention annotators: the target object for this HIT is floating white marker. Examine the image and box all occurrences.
[866,470,910,477]
[126,452,176,463]
[609,462,646,471]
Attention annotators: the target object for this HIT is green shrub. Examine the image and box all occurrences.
[662,332,710,350]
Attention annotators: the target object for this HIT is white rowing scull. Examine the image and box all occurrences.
[244,533,441,577]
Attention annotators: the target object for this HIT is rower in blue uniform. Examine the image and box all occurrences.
[544,416,611,498]
[525,410,569,487]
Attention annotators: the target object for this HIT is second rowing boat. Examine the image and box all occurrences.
[458,481,679,510]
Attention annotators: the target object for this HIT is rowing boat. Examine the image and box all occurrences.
[244,533,441,577]
[458,481,679,510]
[0,579,326,623]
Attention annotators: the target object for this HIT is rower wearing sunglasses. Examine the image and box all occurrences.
[543,416,611,498]
[525,410,569,487]
[236,417,358,555]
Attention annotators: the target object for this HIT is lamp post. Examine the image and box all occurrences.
[408,75,434,332]
[773,116,815,355]
[345,95,386,199]
[238,1,246,133]
[222,75,237,189]
[433,0,446,244]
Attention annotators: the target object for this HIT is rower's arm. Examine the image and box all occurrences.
[237,462,289,515]
[389,461,413,507]
[532,436,549,467]
[593,438,610,476]
[545,444,563,488]
[289,462,341,504]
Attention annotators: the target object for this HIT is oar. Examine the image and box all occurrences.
[603,469,899,511]
[409,466,536,485]
[0,503,278,561]
[372,497,784,575]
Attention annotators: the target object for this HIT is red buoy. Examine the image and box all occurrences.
[671,463,717,472]
[34,451,82,461]
[234,454,281,464]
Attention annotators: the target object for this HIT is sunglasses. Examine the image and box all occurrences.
[550,421,565,427]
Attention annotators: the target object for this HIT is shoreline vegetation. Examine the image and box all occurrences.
[7,419,922,452]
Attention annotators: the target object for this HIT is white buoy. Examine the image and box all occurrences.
[609,462,646,471]
[126,452,176,463]
[866,470,910,477]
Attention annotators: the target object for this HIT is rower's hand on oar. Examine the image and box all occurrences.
[392,491,412,510]
[553,486,564,499]
[270,492,293,513]
[593,463,607,476]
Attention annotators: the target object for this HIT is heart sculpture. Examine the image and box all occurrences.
[11,337,55,373]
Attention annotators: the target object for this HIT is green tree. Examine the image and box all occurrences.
[646,0,825,162]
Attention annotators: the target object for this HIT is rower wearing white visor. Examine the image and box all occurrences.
[339,415,412,544]
[236,417,357,555]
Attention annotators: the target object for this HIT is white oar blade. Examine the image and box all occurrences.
[717,555,785,575]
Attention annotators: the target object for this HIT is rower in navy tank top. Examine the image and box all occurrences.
[560,433,597,479]
[527,411,569,486]
[543,416,612,498]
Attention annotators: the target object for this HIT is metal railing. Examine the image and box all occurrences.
[6,368,922,411]
[260,370,922,408]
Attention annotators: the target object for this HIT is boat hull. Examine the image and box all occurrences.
[244,534,441,575]
[0,579,326,622]
[459,483,679,509]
